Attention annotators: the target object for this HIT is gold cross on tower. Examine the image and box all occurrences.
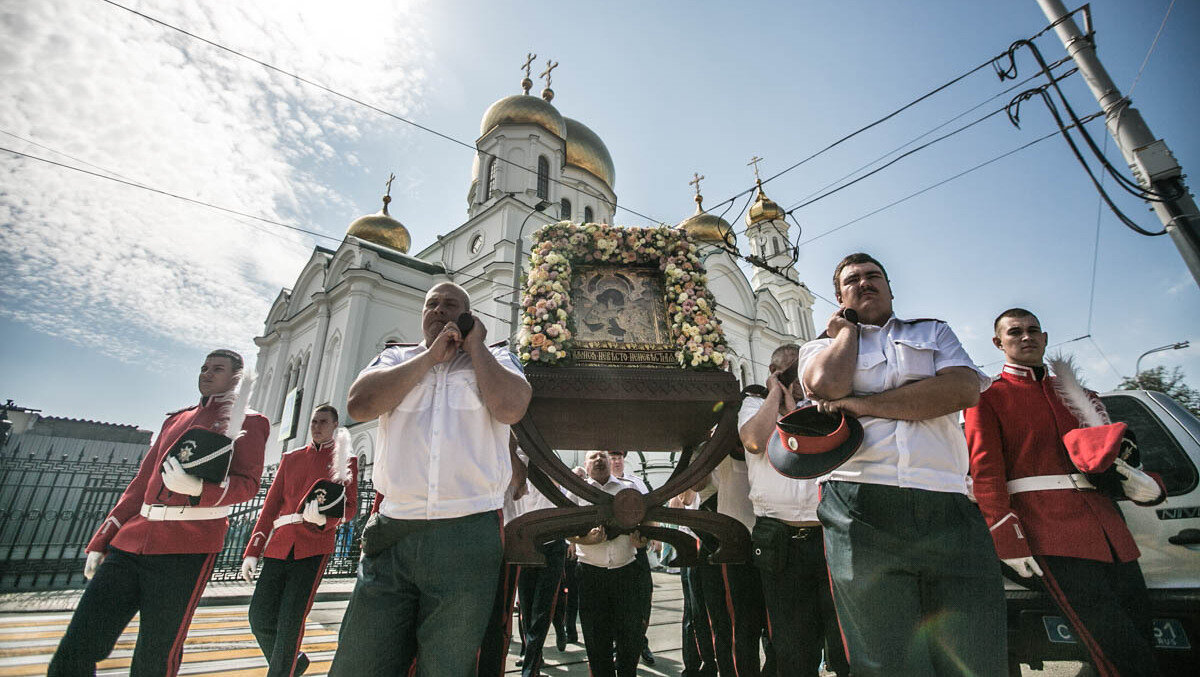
[522,53,537,78]
[540,60,559,88]
[689,172,705,197]
[384,172,396,198]
[747,155,764,183]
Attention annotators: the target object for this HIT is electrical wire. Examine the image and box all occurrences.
[795,121,1090,248]
[97,0,666,227]
[2,144,344,244]
[1128,0,1176,97]
[785,107,1008,214]
[1000,39,1180,204]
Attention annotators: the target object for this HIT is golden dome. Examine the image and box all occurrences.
[564,117,616,191]
[679,195,735,246]
[347,196,411,253]
[480,94,567,139]
[746,181,786,226]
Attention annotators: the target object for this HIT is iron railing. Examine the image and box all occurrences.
[0,444,373,591]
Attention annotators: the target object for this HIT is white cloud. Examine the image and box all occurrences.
[0,0,430,364]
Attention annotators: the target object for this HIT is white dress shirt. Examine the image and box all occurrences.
[572,475,637,569]
[711,456,756,532]
[738,396,822,522]
[796,315,989,495]
[361,343,527,519]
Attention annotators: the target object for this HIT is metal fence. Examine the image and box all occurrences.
[0,445,373,591]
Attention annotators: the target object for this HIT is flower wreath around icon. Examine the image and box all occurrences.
[517,221,729,369]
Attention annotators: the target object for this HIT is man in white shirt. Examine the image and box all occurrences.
[330,282,532,676]
[740,347,847,677]
[606,450,656,666]
[570,450,647,677]
[798,253,1005,676]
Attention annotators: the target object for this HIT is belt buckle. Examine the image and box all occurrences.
[146,504,167,520]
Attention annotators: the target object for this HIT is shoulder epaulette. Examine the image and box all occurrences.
[900,317,943,324]
[165,404,198,417]
[383,342,418,348]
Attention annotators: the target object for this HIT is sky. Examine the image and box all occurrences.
[2,0,1198,434]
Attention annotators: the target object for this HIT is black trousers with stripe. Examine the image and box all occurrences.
[818,481,1007,677]
[48,547,216,677]
[696,560,768,677]
[1037,554,1159,677]
[516,539,567,677]
[249,552,329,677]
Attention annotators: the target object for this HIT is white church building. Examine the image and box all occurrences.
[248,73,818,469]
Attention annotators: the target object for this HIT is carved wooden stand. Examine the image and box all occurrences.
[505,365,749,567]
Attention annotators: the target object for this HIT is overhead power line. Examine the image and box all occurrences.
[96,0,666,226]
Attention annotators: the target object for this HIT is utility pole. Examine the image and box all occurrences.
[1036,0,1200,287]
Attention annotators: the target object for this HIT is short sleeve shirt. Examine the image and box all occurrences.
[738,396,822,522]
[360,343,527,519]
[796,315,989,494]
[572,475,637,569]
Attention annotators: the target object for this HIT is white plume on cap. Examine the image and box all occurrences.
[331,426,353,483]
[1047,355,1105,428]
[218,372,254,439]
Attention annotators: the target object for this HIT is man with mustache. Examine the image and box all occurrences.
[797,253,1006,676]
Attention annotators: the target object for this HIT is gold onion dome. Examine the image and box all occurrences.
[564,117,616,191]
[480,94,567,139]
[679,194,735,246]
[347,194,411,253]
[746,180,786,226]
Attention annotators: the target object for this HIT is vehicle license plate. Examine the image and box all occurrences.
[1042,616,1190,649]
[1153,618,1191,650]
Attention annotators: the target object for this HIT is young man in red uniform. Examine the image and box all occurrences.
[241,404,358,676]
[965,308,1165,677]
[49,349,269,677]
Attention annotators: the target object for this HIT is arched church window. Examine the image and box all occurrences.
[560,198,572,221]
[536,155,550,199]
[772,236,781,255]
[741,364,751,387]
[584,206,594,223]
[484,156,497,196]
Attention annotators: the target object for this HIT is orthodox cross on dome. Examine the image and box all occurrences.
[382,172,396,212]
[689,172,705,209]
[540,59,559,87]
[747,155,764,183]
[521,52,537,94]
[539,59,559,102]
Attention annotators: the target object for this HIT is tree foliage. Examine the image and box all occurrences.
[1118,366,1200,417]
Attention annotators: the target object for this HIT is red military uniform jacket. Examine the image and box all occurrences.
[243,441,359,561]
[965,363,1142,563]
[87,397,269,555]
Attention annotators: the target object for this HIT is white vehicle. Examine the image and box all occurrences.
[1005,389,1200,675]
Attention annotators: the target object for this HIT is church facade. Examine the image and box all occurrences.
[249,74,818,468]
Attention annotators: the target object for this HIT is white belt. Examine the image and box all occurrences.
[140,504,231,521]
[1006,474,1095,494]
[273,513,304,529]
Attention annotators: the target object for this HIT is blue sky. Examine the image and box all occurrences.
[2,0,1197,433]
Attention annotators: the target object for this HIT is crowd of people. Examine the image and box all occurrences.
[48,255,1168,676]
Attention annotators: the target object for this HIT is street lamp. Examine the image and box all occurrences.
[508,198,555,339]
[1135,341,1190,380]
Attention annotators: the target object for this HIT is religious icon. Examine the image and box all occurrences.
[571,267,667,345]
